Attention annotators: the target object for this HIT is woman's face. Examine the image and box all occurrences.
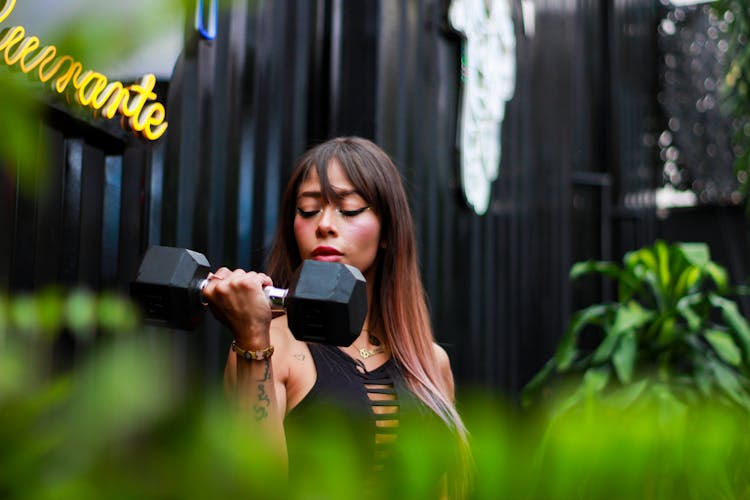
[293,160,382,281]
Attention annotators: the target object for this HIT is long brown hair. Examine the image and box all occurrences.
[267,136,471,496]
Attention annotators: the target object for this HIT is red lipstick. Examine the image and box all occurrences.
[311,246,343,262]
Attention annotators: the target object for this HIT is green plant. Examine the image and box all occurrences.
[5,288,750,498]
[523,240,750,412]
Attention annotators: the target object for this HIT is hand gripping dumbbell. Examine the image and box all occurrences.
[129,246,367,346]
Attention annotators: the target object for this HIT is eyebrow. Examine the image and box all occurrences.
[297,188,361,200]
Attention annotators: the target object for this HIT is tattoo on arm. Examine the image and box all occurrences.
[257,383,271,405]
[243,360,272,421]
[253,383,271,421]
[260,358,270,381]
[253,405,268,420]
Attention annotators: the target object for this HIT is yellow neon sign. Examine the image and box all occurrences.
[0,0,168,140]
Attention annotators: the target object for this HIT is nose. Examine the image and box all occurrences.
[315,206,338,237]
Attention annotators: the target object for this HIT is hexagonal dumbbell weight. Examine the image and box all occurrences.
[130,246,367,346]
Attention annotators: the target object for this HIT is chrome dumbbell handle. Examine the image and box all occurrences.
[198,278,288,312]
[264,286,289,311]
[198,278,211,305]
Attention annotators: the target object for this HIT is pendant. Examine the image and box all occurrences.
[359,348,372,359]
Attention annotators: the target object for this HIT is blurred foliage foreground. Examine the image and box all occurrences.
[1,288,750,499]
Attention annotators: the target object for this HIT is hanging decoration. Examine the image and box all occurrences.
[449,0,517,215]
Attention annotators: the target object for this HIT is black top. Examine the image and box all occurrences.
[284,343,451,497]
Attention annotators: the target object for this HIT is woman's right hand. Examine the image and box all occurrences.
[200,268,274,348]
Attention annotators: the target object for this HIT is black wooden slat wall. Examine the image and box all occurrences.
[154,0,320,385]
[610,0,662,253]
[0,0,672,397]
[276,0,662,392]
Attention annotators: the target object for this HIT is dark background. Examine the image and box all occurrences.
[2,0,747,399]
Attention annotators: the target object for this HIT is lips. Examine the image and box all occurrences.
[311,246,343,262]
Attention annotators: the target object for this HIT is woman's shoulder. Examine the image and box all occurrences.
[432,342,452,379]
[431,342,455,402]
[432,342,450,366]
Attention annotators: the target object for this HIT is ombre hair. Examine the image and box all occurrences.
[267,136,472,497]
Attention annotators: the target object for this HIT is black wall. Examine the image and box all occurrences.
[4,0,742,399]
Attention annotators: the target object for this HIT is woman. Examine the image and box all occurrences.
[203,137,471,498]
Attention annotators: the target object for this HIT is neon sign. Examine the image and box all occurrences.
[0,0,168,140]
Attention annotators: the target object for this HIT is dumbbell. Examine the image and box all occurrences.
[129,245,367,346]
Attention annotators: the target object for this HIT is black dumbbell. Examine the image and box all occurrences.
[129,245,367,346]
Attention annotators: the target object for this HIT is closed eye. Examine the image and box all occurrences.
[338,206,370,217]
[296,206,371,218]
[296,208,321,218]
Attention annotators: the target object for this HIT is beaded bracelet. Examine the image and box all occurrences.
[232,340,274,361]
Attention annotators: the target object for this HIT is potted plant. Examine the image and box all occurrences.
[523,240,750,412]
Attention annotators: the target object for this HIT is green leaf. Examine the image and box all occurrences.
[656,240,671,291]
[97,292,139,333]
[553,386,585,419]
[631,256,666,309]
[613,301,655,336]
[570,261,641,300]
[709,359,750,409]
[691,354,712,396]
[569,260,620,281]
[678,242,710,268]
[616,270,642,302]
[612,331,637,383]
[555,304,610,370]
[592,327,623,365]
[705,329,742,367]
[0,296,6,347]
[36,287,65,338]
[605,379,649,409]
[710,294,750,357]
[626,247,657,274]
[583,366,610,394]
[656,316,676,346]
[0,74,47,198]
[65,289,97,341]
[673,266,701,298]
[9,295,40,337]
[675,294,705,332]
[705,261,729,293]
[592,302,653,364]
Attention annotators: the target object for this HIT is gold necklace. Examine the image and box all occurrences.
[353,331,384,359]
[355,343,384,359]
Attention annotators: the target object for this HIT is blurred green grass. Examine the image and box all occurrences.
[2,291,750,499]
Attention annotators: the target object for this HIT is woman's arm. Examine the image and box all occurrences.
[203,268,287,463]
[223,328,286,435]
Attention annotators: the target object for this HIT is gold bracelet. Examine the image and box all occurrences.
[232,340,274,361]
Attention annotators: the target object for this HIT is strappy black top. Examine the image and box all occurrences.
[284,343,449,496]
